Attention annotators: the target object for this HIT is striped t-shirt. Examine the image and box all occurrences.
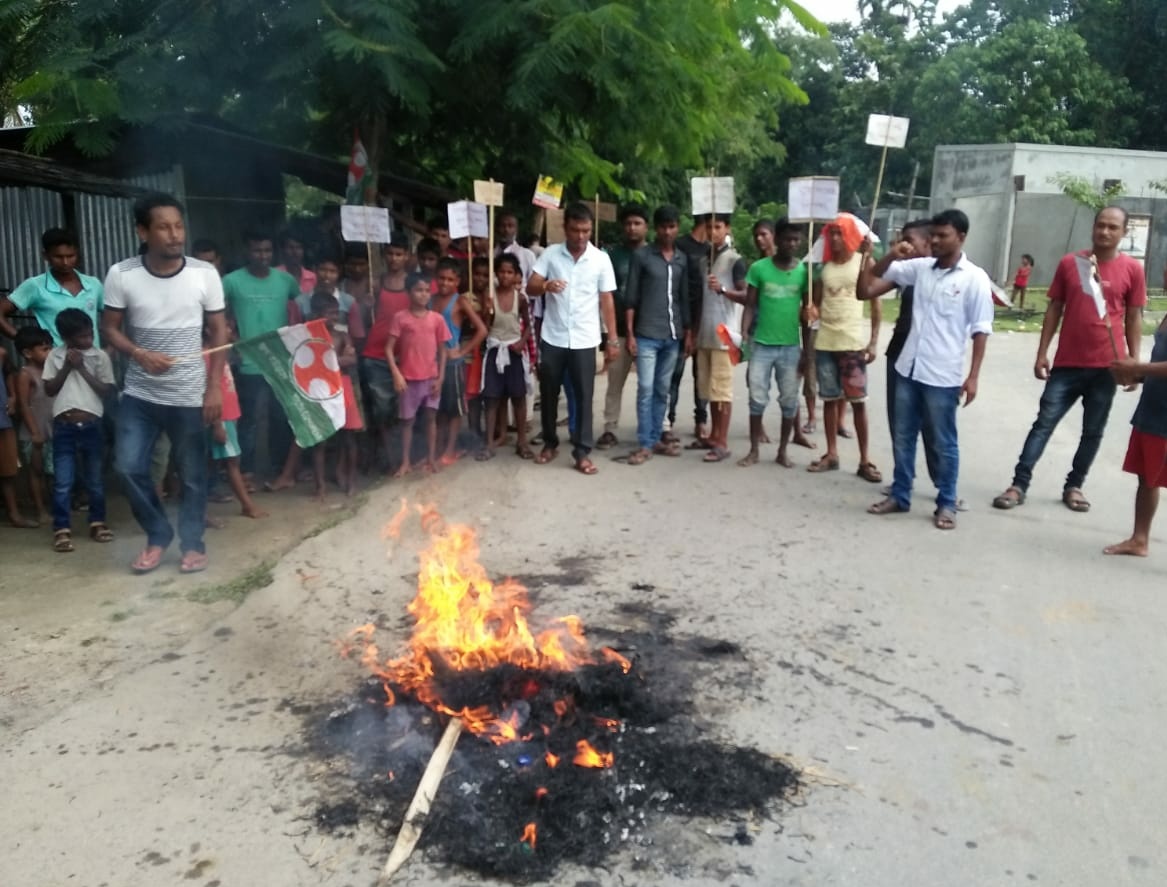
[103,256,226,407]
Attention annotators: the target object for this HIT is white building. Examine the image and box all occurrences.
[931,143,1167,288]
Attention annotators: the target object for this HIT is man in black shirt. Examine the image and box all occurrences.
[669,216,711,440]
[597,204,648,449]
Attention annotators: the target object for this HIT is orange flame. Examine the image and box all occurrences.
[535,786,548,799]
[520,822,537,850]
[593,716,620,733]
[545,751,560,768]
[346,505,614,744]
[573,740,614,769]
[601,647,633,673]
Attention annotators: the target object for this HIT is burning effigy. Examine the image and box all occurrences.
[308,502,797,882]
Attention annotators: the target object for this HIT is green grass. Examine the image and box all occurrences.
[877,290,1167,335]
[186,559,276,604]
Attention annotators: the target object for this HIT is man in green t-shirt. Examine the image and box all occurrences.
[739,217,811,468]
[223,231,301,480]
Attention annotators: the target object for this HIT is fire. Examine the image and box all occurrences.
[544,751,560,768]
[573,740,614,769]
[520,822,537,850]
[346,504,629,745]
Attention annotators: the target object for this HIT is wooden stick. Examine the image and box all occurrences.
[378,718,464,884]
[172,341,235,363]
[870,141,890,223]
[367,240,377,323]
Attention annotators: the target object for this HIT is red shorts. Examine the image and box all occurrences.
[1122,428,1167,487]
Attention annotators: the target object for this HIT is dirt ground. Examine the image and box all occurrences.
[2,328,1164,887]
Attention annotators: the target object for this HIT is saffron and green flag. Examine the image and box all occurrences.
[234,319,344,447]
[347,132,374,205]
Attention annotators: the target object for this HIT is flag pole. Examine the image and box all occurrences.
[488,180,496,312]
[869,130,890,225]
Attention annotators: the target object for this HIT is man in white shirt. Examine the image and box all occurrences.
[102,193,229,574]
[865,208,993,530]
[526,203,619,475]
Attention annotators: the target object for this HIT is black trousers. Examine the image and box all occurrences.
[540,342,595,460]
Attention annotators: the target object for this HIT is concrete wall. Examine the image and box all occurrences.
[1012,145,1167,197]
[932,145,1016,204]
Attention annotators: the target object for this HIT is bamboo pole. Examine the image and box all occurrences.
[378,718,464,884]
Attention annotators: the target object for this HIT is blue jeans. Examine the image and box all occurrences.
[116,395,209,554]
[887,362,937,483]
[747,344,800,418]
[635,337,681,448]
[236,372,291,476]
[890,372,960,511]
[1011,367,1116,493]
[52,418,106,532]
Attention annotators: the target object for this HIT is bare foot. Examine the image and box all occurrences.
[422,460,437,474]
[439,451,463,467]
[775,450,794,468]
[736,451,759,467]
[264,476,296,492]
[1103,538,1149,557]
[792,433,817,449]
[241,507,269,519]
[392,463,412,479]
[759,429,772,444]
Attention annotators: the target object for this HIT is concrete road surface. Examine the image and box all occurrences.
[1,328,1162,887]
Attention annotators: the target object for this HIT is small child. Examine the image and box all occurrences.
[1012,254,1034,311]
[0,344,37,528]
[1105,312,1167,558]
[270,292,362,499]
[14,326,54,524]
[386,272,450,476]
[415,238,442,281]
[429,257,487,465]
[42,308,115,552]
[465,257,492,443]
[205,328,268,521]
[477,254,534,460]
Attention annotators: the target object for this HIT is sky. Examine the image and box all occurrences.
[795,0,964,25]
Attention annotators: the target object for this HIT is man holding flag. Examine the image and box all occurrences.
[992,206,1145,514]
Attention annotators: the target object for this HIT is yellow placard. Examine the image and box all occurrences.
[532,175,564,210]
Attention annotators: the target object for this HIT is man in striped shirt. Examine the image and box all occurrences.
[102,193,229,575]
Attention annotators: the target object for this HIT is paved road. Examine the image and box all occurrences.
[1,329,1162,886]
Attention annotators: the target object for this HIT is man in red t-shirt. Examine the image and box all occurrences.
[993,206,1145,513]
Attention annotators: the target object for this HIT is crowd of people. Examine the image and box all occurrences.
[1,193,1165,573]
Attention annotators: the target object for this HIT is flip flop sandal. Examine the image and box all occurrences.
[933,508,957,530]
[685,439,713,450]
[53,529,74,553]
[992,487,1026,509]
[626,449,652,466]
[868,497,908,515]
[535,448,558,465]
[806,456,840,473]
[180,552,209,574]
[1062,488,1091,512]
[475,448,496,461]
[514,447,536,460]
[661,431,681,444]
[838,428,854,439]
[595,431,619,450]
[89,522,115,543]
[652,442,681,457]
[857,462,882,483]
[801,421,817,434]
[574,458,599,475]
[703,447,732,463]
[132,546,164,574]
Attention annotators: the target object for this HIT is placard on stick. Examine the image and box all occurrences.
[340,205,392,243]
[474,180,505,207]
[691,177,735,216]
[447,201,489,240]
[594,199,618,223]
[865,114,910,148]
[545,207,566,244]
[787,177,840,223]
[532,175,564,210]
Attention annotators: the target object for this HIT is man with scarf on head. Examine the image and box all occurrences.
[807,213,881,483]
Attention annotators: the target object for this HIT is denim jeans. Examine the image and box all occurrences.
[887,361,937,484]
[236,372,291,476]
[890,372,960,511]
[52,418,106,532]
[747,344,800,418]
[1011,367,1116,493]
[668,352,708,427]
[635,337,681,448]
[115,395,208,554]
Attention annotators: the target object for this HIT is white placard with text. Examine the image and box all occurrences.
[691,177,736,215]
[787,177,840,223]
[447,201,490,240]
[340,205,392,243]
[865,114,910,148]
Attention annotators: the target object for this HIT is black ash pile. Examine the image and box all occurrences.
[307,617,798,882]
